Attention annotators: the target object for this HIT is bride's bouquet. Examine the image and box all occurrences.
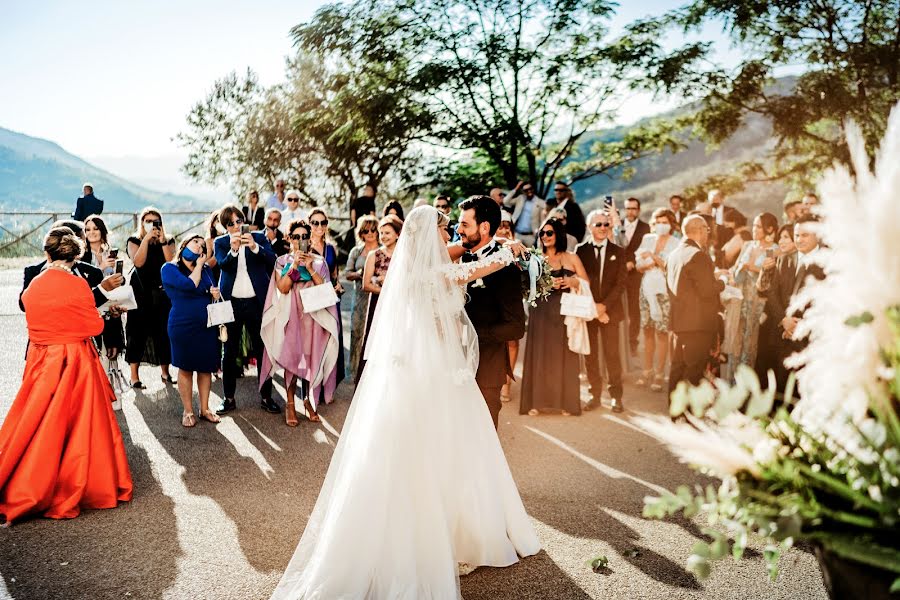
[636,106,900,596]
[518,249,554,307]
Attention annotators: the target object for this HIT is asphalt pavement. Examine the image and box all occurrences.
[0,268,827,599]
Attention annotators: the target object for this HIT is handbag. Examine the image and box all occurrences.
[560,280,598,320]
[207,297,235,327]
[299,282,339,314]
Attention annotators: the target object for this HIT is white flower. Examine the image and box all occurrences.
[471,278,485,288]
[406,219,418,233]
[609,255,616,261]
[452,367,474,385]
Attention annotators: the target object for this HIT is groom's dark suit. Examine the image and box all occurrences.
[463,242,526,429]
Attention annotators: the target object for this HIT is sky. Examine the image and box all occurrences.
[0,1,741,189]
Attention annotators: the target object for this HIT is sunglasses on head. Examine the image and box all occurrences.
[539,230,555,237]
[289,233,310,241]
[310,219,328,227]
[592,222,611,228]
[228,218,244,227]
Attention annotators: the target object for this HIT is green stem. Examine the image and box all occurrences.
[794,462,882,512]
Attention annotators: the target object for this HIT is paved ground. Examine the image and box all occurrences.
[0,268,827,599]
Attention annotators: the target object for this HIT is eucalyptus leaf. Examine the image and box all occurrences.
[845,312,875,327]
[686,554,711,579]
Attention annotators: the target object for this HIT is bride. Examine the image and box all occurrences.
[271,205,541,599]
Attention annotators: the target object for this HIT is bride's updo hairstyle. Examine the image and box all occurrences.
[44,226,85,262]
[435,209,450,231]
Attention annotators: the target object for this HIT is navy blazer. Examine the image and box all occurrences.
[72,194,104,221]
[214,232,276,306]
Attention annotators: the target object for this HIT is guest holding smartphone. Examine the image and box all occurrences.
[84,214,125,362]
[213,204,278,414]
[260,220,341,426]
[126,208,176,388]
[162,235,222,427]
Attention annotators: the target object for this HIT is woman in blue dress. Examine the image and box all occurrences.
[161,235,222,427]
[308,207,346,385]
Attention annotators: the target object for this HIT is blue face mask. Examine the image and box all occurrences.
[182,246,203,262]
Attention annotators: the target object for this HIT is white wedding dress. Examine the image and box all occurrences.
[271,206,541,599]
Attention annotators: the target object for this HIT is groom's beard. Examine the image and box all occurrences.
[460,230,482,250]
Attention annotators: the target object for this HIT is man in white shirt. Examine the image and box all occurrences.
[622,197,651,355]
[280,190,308,231]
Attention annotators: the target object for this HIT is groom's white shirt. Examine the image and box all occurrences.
[475,240,498,259]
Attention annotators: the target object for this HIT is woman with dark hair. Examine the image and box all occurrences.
[634,207,680,391]
[755,222,797,388]
[84,214,126,363]
[260,220,341,426]
[724,212,779,379]
[382,200,405,220]
[520,217,589,416]
[243,190,265,231]
[126,207,176,389]
[0,226,132,524]
[344,214,381,380]
[161,235,222,427]
[308,207,345,385]
[356,214,402,381]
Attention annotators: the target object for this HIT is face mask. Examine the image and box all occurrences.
[182,246,203,262]
[654,223,671,236]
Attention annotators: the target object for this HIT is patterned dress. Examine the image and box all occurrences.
[346,244,377,381]
[726,241,771,379]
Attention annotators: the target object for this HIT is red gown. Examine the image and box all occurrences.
[0,268,133,524]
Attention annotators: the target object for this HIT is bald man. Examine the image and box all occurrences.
[665,215,725,399]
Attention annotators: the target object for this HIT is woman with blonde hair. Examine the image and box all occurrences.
[344,214,381,380]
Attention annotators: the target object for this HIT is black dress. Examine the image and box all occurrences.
[125,236,174,366]
[520,268,582,415]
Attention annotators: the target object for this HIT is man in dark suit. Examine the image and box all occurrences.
[19,220,125,352]
[762,216,825,390]
[666,215,725,398]
[707,189,745,252]
[214,204,278,415]
[457,195,527,429]
[669,194,685,229]
[262,208,290,256]
[622,197,651,354]
[577,209,627,412]
[550,182,586,242]
[72,184,104,221]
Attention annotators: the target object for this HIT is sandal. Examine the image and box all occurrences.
[304,400,320,422]
[199,410,221,424]
[635,370,653,387]
[561,410,572,417]
[500,383,511,403]
[650,376,665,393]
[285,401,299,427]
[527,408,539,416]
[161,375,175,385]
[131,380,146,389]
[182,412,197,428]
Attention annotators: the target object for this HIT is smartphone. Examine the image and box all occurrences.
[299,239,310,253]
[108,248,119,259]
[241,224,250,235]
[604,195,613,207]
[114,259,124,275]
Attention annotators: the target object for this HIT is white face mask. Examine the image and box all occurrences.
[654,223,671,236]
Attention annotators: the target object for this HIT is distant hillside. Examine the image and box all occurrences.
[0,127,214,213]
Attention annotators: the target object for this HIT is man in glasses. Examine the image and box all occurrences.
[433,194,458,241]
[266,179,286,210]
[504,181,545,247]
[549,182,586,242]
[622,197,651,356]
[280,190,307,231]
[213,204,278,415]
[576,210,627,412]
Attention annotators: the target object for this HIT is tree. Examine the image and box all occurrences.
[608,0,900,191]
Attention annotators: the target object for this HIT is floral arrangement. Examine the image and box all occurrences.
[519,248,554,307]
[636,106,900,593]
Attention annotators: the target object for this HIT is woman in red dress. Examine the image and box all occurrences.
[0,226,133,525]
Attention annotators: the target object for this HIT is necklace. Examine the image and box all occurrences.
[49,262,73,274]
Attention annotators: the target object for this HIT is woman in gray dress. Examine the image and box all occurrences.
[343,215,381,380]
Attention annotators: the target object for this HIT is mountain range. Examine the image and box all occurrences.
[0,127,214,213]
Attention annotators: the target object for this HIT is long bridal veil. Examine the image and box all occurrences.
[271,206,540,599]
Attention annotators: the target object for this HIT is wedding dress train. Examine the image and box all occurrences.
[271,206,540,599]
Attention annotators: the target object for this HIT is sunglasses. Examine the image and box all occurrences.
[554,188,566,193]
[592,222,611,228]
[289,233,310,241]
[227,218,244,227]
[310,219,328,227]
[435,204,449,209]
[539,230,555,237]
[361,228,377,234]
[286,197,299,203]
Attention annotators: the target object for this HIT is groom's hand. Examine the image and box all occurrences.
[502,239,528,259]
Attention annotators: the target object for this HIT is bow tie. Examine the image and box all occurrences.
[461,252,477,263]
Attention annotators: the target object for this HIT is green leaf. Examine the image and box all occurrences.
[890,577,900,593]
[686,554,711,579]
[691,542,710,558]
[588,555,609,572]
[845,312,874,327]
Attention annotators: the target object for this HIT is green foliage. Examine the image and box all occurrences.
[612,0,900,194]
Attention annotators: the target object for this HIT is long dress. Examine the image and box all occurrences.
[271,206,539,599]
[125,235,173,366]
[161,262,221,373]
[259,255,341,409]
[346,244,374,381]
[0,269,133,524]
[354,247,392,383]
[519,268,582,415]
[318,243,345,385]
[726,241,769,379]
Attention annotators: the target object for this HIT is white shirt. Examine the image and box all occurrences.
[279,207,309,233]
[796,245,820,274]
[593,239,607,282]
[623,218,638,244]
[713,205,724,225]
[230,243,260,298]
[475,240,498,258]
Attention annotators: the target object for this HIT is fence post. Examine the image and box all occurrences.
[133,213,138,232]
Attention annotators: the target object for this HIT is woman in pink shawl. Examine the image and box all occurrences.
[260,220,340,427]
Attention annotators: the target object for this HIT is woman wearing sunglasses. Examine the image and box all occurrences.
[308,208,345,387]
[344,215,381,380]
[260,220,341,426]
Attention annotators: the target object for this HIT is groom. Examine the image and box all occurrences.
[457,196,527,429]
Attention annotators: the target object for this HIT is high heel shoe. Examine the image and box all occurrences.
[285,401,299,427]
[635,370,653,387]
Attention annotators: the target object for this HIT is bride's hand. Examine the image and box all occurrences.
[502,239,527,258]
